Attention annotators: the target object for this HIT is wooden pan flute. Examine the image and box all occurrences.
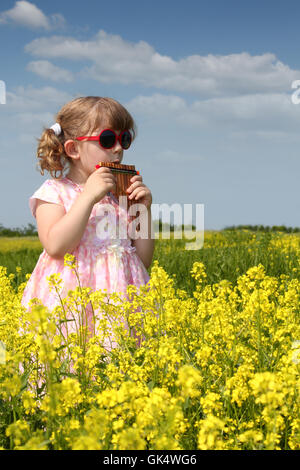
[95,161,139,209]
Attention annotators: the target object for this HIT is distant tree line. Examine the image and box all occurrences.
[154,219,300,233]
[0,220,197,237]
[154,219,196,233]
[0,221,299,237]
[0,223,38,237]
[223,224,300,233]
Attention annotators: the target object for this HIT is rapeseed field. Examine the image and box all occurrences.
[0,230,299,450]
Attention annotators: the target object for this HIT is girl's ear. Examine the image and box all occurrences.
[64,140,80,159]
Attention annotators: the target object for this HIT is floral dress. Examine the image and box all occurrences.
[21,176,150,350]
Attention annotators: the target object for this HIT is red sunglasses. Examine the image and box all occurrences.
[76,129,132,150]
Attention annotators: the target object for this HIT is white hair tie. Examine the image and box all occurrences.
[50,123,61,136]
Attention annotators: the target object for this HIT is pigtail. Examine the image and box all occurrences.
[36,126,68,179]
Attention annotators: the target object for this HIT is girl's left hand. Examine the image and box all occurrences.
[126,174,152,210]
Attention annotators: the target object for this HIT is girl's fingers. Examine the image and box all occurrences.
[95,166,111,172]
[127,181,145,194]
[128,187,147,200]
[130,175,143,184]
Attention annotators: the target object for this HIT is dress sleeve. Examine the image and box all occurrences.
[29,179,64,219]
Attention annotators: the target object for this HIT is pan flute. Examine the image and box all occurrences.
[95,161,139,210]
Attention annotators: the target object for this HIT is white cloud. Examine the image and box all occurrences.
[25,30,300,96]
[126,92,300,134]
[2,84,298,149]
[27,60,73,82]
[189,92,300,132]
[6,85,72,111]
[128,94,187,116]
[0,1,65,30]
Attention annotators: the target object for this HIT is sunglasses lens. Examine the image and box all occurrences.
[121,131,132,149]
[99,130,116,149]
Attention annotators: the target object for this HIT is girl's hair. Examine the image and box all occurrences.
[37,96,137,179]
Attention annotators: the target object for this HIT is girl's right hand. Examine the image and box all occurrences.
[83,167,116,204]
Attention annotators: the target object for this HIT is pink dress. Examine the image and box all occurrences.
[21,176,150,349]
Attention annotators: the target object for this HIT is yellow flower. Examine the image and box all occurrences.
[200,392,223,417]
[112,427,146,450]
[197,415,227,450]
[176,364,202,398]
[22,391,36,414]
[190,262,207,288]
[6,420,30,447]
[46,273,62,291]
[72,436,102,450]
[1,375,22,398]
[239,430,263,447]
[64,253,77,269]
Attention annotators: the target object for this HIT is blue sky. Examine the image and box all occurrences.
[0,0,299,230]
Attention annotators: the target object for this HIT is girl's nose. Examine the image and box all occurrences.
[113,140,123,154]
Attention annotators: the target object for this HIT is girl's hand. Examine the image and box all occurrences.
[126,174,152,210]
[83,167,116,204]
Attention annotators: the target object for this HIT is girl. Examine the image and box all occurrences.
[21,96,154,348]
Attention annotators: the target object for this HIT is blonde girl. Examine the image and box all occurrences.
[21,96,154,349]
